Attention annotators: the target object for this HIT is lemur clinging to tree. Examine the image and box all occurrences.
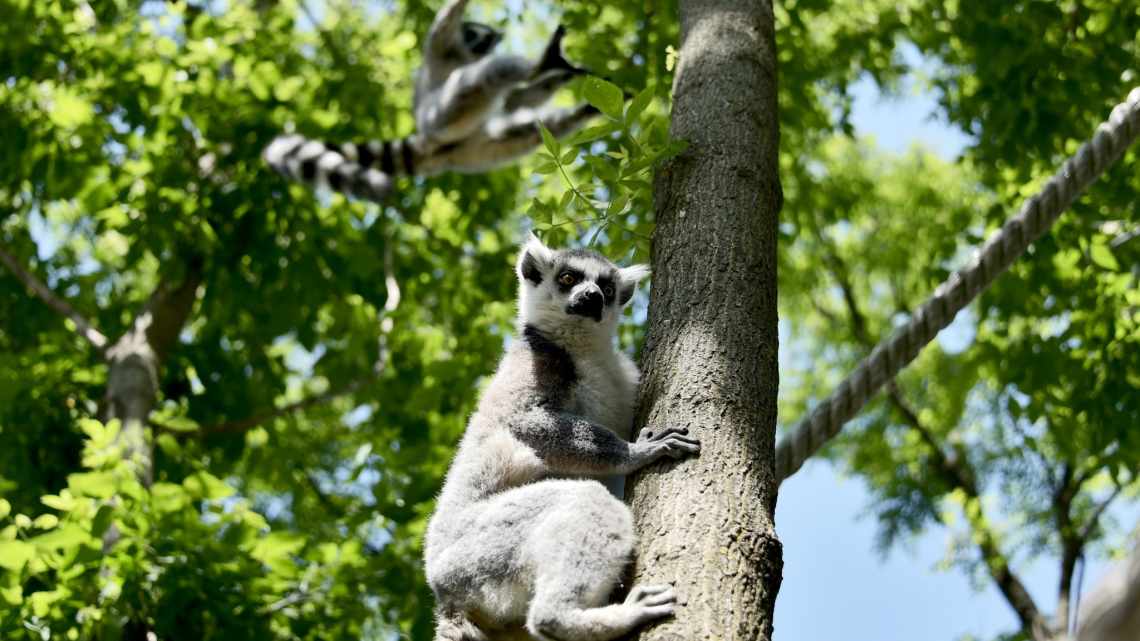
[424,234,701,641]
[264,0,599,202]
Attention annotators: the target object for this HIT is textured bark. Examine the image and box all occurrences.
[626,1,783,639]
[103,259,203,486]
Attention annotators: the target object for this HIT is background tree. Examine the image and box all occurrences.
[0,1,1136,640]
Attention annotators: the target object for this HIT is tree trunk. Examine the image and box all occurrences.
[103,261,203,486]
[627,1,783,639]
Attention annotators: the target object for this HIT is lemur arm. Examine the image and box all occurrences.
[510,407,700,477]
[425,0,470,55]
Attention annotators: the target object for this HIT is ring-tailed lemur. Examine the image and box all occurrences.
[424,234,701,641]
[264,0,599,202]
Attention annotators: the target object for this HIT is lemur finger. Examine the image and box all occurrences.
[639,603,676,620]
[625,584,670,606]
[663,436,701,450]
[628,584,671,600]
[647,426,689,441]
[640,587,677,607]
[662,433,700,445]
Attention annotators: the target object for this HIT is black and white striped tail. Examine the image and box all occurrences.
[263,135,418,203]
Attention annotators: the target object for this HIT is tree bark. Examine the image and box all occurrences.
[104,258,203,485]
[627,1,783,639]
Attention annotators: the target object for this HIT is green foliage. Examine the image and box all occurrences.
[527,80,683,258]
[1,0,1137,639]
[0,419,374,640]
[776,3,1140,636]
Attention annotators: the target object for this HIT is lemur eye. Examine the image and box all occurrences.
[602,284,615,298]
[558,272,576,286]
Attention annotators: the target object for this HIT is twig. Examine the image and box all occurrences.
[1078,481,1126,544]
[0,242,108,352]
[819,248,1048,639]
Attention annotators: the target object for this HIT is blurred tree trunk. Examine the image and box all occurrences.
[627,0,783,639]
[103,257,203,486]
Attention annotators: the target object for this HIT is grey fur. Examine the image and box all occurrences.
[424,234,699,640]
[264,0,599,203]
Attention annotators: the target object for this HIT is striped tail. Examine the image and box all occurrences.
[263,134,420,203]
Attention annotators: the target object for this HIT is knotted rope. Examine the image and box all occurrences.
[776,87,1140,483]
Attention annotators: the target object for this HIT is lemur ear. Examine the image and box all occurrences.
[517,232,555,285]
[616,264,650,305]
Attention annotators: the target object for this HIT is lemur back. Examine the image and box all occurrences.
[424,235,700,641]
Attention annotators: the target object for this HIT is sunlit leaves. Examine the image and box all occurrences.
[581,76,625,120]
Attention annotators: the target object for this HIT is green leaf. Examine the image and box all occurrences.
[90,505,114,538]
[152,482,190,513]
[138,61,165,86]
[537,122,559,156]
[32,514,58,530]
[560,148,579,165]
[564,123,617,146]
[534,162,558,175]
[1089,242,1119,271]
[40,493,76,512]
[625,86,654,123]
[273,76,306,102]
[49,91,93,129]
[0,499,9,520]
[607,194,630,216]
[251,532,305,565]
[184,472,235,500]
[29,524,93,550]
[67,472,117,499]
[0,584,21,606]
[0,540,35,571]
[582,76,625,120]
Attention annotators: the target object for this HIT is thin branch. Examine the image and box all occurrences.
[0,242,108,352]
[822,247,1049,639]
[1078,482,1125,544]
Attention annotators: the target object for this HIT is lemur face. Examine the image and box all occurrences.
[461,22,502,58]
[515,233,649,335]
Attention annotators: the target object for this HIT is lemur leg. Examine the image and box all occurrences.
[416,54,535,145]
[524,483,676,641]
[503,70,578,112]
[481,104,599,160]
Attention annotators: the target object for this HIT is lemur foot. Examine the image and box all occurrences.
[625,584,677,623]
[534,24,590,79]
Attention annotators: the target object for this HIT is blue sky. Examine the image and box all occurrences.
[772,53,1127,641]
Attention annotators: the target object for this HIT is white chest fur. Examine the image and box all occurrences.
[567,349,639,441]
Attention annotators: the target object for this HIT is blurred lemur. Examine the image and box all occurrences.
[424,235,701,641]
[264,0,598,202]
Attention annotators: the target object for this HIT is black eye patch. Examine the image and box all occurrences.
[596,275,616,305]
[462,23,501,56]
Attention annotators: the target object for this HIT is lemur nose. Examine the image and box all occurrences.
[582,289,603,304]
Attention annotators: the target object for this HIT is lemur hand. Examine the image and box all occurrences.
[631,426,701,467]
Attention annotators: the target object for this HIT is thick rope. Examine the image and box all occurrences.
[776,86,1140,484]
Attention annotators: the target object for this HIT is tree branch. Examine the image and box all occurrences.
[0,242,108,352]
[1078,483,1125,544]
[821,247,1049,640]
